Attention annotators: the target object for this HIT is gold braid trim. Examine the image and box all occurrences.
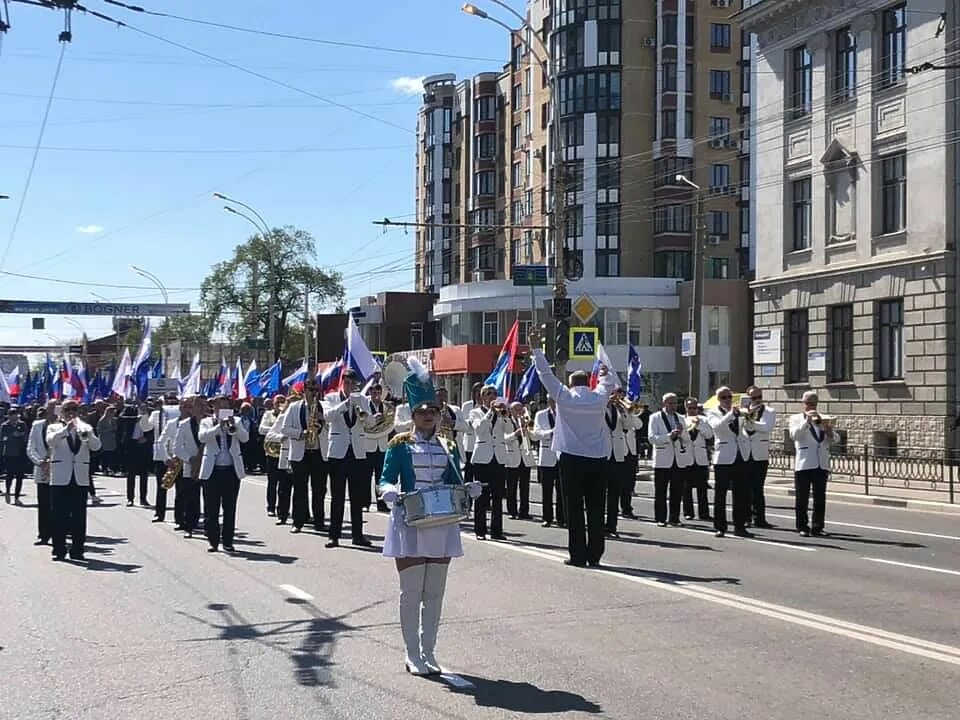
[388,432,415,448]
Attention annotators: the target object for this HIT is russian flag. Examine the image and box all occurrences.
[589,342,620,390]
[483,319,521,401]
[318,357,345,395]
[60,354,75,398]
[72,360,88,401]
[231,358,244,399]
[343,315,381,382]
[515,362,542,403]
[283,359,310,393]
[241,359,260,399]
[216,357,231,397]
[6,367,20,397]
[627,344,643,400]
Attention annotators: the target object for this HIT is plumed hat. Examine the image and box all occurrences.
[403,357,438,413]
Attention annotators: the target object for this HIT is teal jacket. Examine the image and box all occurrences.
[378,432,464,493]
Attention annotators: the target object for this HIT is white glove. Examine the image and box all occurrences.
[465,481,482,499]
[380,484,399,505]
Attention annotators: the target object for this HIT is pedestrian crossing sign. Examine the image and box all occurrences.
[569,327,598,360]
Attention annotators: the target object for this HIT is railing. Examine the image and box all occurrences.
[768,444,957,504]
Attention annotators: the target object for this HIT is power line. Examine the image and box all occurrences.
[0,142,409,154]
[0,41,66,272]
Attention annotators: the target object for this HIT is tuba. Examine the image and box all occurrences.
[366,402,396,435]
[264,440,282,458]
[162,458,182,490]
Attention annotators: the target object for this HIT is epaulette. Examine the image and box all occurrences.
[388,432,414,448]
[438,436,458,455]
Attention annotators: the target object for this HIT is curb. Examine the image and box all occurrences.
[762,483,960,514]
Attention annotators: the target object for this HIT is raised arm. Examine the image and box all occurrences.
[532,349,565,402]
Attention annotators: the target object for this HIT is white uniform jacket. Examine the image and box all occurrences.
[46,421,102,486]
[393,404,413,434]
[743,404,776,462]
[258,410,277,437]
[501,416,523,469]
[648,410,692,469]
[174,418,202,479]
[197,416,248,481]
[456,400,477,456]
[605,406,634,463]
[324,392,371,461]
[363,399,392,454]
[684,414,714,467]
[707,408,752,466]
[788,413,839,472]
[624,412,639,456]
[277,399,327,464]
[27,419,51,483]
[150,406,179,462]
[532,408,558,467]
[468,405,509,465]
[160,416,181,464]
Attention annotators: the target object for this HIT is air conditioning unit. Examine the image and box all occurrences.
[712,0,732,8]
[725,138,741,150]
[533,148,544,159]
[643,37,657,47]
[708,235,723,245]
[709,138,723,149]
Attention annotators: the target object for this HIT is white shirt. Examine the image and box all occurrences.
[532,349,616,460]
[215,427,233,466]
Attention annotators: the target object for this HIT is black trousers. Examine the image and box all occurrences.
[463,450,474,484]
[291,450,326,529]
[154,461,169,519]
[265,455,280,513]
[795,468,828,532]
[5,454,27,497]
[328,448,366,541]
[747,459,770,524]
[560,454,606,565]
[682,464,711,519]
[714,462,749,533]
[203,467,240,548]
[653,465,684,524]
[506,464,531,518]
[172,473,185,527]
[311,457,330,530]
[126,465,149,504]
[539,464,563,525]
[620,454,637,515]
[366,449,385,509]
[473,460,505,538]
[51,479,87,558]
[605,459,626,532]
[180,475,201,532]
[36,482,51,541]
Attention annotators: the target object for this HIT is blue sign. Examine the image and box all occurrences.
[569,327,598,360]
[512,265,549,287]
[0,300,189,316]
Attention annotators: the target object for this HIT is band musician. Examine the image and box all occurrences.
[197,396,249,553]
[532,397,563,528]
[743,385,776,529]
[648,393,692,527]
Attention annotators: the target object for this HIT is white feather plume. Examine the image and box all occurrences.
[407,356,430,382]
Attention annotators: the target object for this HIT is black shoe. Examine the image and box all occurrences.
[314,524,326,533]
[668,521,683,527]
[587,560,602,568]
[734,529,755,538]
[141,501,151,508]
[518,514,533,520]
[223,545,235,553]
[267,511,276,517]
[491,533,507,541]
[755,521,775,529]
[622,512,638,519]
[69,553,85,561]
[564,559,586,568]
[715,530,726,538]
[352,536,372,547]
[291,526,302,534]
[186,531,194,539]
[683,515,695,521]
[811,529,826,537]
[35,538,49,546]
[127,500,134,507]
[325,539,340,549]
[699,515,713,521]
[151,518,164,523]
[508,514,517,520]
[276,518,287,525]
[207,546,219,553]
[376,502,389,512]
[605,530,619,538]
[476,534,487,541]
[173,525,184,531]
[541,521,552,528]
[799,529,811,538]
[656,522,667,527]
[52,554,66,562]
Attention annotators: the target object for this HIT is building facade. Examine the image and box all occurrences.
[741,0,959,451]
[413,0,754,402]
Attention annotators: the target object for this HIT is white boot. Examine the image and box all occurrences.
[399,565,430,675]
[420,562,449,675]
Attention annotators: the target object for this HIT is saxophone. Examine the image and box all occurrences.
[304,398,322,451]
[161,458,182,490]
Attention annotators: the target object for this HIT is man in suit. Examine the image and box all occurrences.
[46,400,102,561]
[258,395,286,517]
[468,385,509,541]
[604,389,635,536]
[532,397,562,527]
[2,407,29,502]
[363,383,391,513]
[648,392,692,527]
[159,400,188,528]
[124,401,153,507]
[621,404,640,520]
[151,395,180,523]
[27,401,57,545]
[456,382,482,486]
[278,382,327,532]
[197,396,249,552]
[707,386,753,538]
[743,385,776,529]
[324,369,372,548]
[173,396,206,537]
[682,396,713,521]
[789,391,839,537]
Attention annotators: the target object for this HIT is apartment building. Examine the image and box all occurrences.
[414,0,753,400]
[741,0,959,451]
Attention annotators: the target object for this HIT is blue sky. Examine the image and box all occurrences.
[0,0,517,349]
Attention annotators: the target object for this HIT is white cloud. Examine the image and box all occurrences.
[390,76,426,96]
[75,225,104,234]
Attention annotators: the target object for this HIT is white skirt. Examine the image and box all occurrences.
[382,504,464,559]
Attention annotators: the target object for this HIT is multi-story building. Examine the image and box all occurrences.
[414,0,754,401]
[741,0,958,451]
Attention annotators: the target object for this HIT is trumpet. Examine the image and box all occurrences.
[684,416,699,433]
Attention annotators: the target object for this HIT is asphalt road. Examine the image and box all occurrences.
[1,473,958,720]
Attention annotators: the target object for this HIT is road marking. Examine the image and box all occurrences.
[478,538,960,666]
[861,557,960,577]
[440,672,474,688]
[732,536,816,552]
[277,584,314,601]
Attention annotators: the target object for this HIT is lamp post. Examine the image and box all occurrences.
[462,3,568,373]
[0,194,9,200]
[216,194,278,365]
[130,264,169,305]
[676,174,705,399]
[63,317,88,360]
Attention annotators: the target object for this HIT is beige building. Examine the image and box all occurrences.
[414,0,753,400]
[741,0,958,452]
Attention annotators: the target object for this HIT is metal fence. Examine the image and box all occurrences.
[768,444,957,503]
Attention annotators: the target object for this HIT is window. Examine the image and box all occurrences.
[476,133,496,159]
[828,304,853,383]
[686,63,695,93]
[654,204,692,233]
[562,116,584,149]
[605,310,628,345]
[596,246,620,277]
[654,250,692,280]
[511,44,523,71]
[472,244,495,271]
[873,431,898,458]
[709,210,730,239]
[597,159,620,191]
[475,96,495,121]
[512,161,522,188]
[597,204,619,238]
[881,4,907,88]
[654,157,693,186]
[881,152,907,234]
[791,177,812,250]
[512,123,522,150]
[410,322,424,349]
[597,21,620,62]
[685,110,694,138]
[555,25,585,71]
[524,109,532,136]
[709,371,731,391]
[834,27,857,102]
[710,23,731,51]
[710,164,730,188]
[558,70,621,115]
[597,115,620,151]
[709,70,731,99]
[661,109,677,138]
[482,311,499,345]
[705,257,730,279]
[629,309,674,347]
[706,306,730,345]
[662,14,678,45]
[876,299,903,380]
[512,83,523,109]
[790,45,813,118]
[511,200,523,224]
[662,62,678,92]
[709,116,731,139]
[473,170,495,195]
[786,309,809,384]
[686,15,695,47]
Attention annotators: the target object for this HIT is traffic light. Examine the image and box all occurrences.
[555,319,570,365]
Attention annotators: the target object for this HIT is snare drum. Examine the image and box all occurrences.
[399,485,470,528]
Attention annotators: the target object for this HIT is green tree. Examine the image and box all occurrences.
[200,227,344,360]
[154,313,214,347]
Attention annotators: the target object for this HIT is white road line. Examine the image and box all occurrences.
[861,557,960,577]
[276,584,314,601]
[733,536,816,552]
[481,539,960,667]
[440,672,474,688]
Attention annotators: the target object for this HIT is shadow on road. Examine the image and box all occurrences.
[438,675,602,714]
[823,532,925,549]
[85,535,129,545]
[82,558,142,573]
[230,548,298,564]
[598,564,741,585]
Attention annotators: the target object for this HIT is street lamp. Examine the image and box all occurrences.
[676,174,705,400]
[462,2,568,371]
[130,264,169,305]
[0,194,9,200]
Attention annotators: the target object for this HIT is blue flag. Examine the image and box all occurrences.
[627,344,643,401]
[259,361,281,396]
[515,363,542,403]
[151,357,164,379]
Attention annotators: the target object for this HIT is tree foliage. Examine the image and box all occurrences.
[200,227,344,359]
[154,314,214,347]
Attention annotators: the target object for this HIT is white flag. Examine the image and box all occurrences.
[112,348,133,398]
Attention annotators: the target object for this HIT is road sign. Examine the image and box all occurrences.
[371,351,387,364]
[569,327,598,361]
[551,298,572,320]
[0,300,190,316]
[68,345,84,354]
[681,331,697,358]
[147,378,180,395]
[244,337,269,350]
[512,265,549,287]
[572,294,599,323]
